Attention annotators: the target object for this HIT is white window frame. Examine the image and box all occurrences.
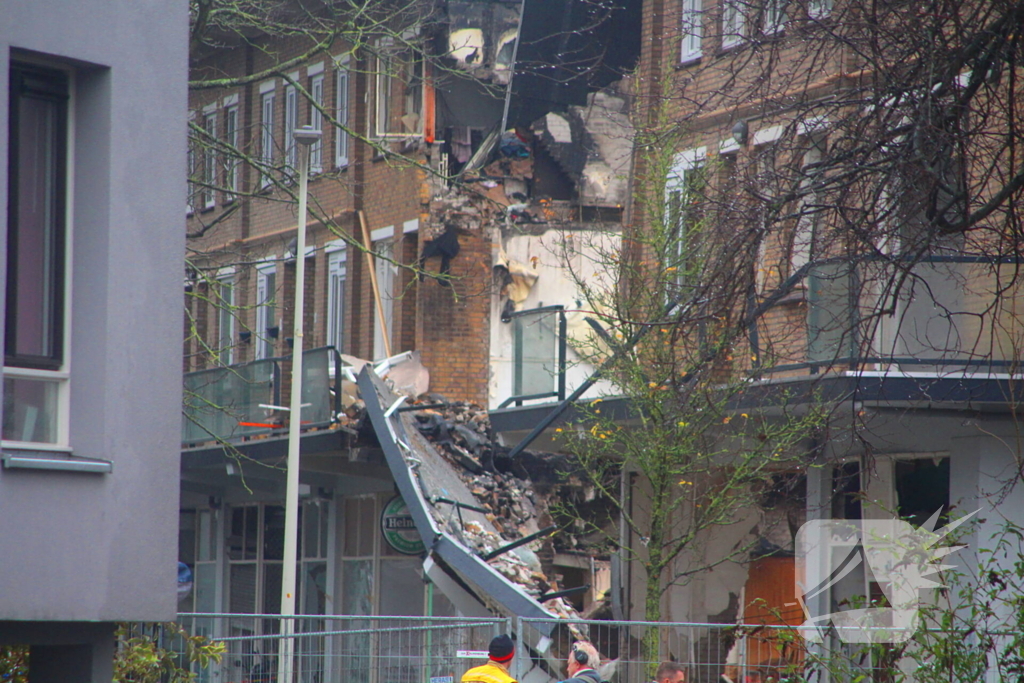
[372,228,396,360]
[807,0,832,19]
[187,110,197,214]
[665,147,707,290]
[335,57,350,167]
[260,85,276,190]
[255,263,278,360]
[374,42,396,139]
[792,135,827,274]
[721,0,745,48]
[753,133,782,292]
[3,62,75,451]
[202,108,218,209]
[327,243,348,353]
[762,0,786,34]
[680,0,703,63]
[224,99,240,198]
[284,77,299,171]
[310,73,325,174]
[216,271,236,366]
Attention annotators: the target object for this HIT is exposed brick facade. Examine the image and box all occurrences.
[186,33,492,403]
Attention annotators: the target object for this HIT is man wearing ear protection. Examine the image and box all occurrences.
[561,641,602,683]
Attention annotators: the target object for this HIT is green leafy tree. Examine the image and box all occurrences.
[114,622,225,683]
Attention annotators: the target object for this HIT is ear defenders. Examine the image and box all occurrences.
[572,643,589,666]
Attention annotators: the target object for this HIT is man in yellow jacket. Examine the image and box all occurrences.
[461,634,517,683]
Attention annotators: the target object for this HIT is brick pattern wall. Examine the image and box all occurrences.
[186,33,431,375]
[416,228,493,406]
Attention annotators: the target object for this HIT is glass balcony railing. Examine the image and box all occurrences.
[499,305,568,409]
[182,346,342,447]
[755,255,1024,376]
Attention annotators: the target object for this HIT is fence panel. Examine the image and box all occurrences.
[171,614,510,683]
[519,617,802,683]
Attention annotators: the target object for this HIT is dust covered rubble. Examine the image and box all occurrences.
[410,399,582,621]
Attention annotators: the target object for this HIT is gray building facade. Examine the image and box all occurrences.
[1,1,186,680]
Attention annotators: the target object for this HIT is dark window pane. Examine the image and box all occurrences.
[6,65,67,369]
[263,504,285,560]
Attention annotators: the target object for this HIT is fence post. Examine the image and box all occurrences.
[514,617,524,681]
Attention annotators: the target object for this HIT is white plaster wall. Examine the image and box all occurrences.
[488,228,621,410]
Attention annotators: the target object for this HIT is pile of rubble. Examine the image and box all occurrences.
[413,401,537,539]
[408,398,583,621]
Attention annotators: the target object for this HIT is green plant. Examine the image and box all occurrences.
[114,622,224,683]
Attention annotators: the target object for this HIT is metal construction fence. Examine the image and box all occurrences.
[148,614,814,683]
[138,613,1024,683]
[517,617,801,683]
[166,614,510,683]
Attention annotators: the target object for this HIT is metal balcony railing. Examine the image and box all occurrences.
[499,305,568,409]
[753,255,1024,376]
[182,346,342,447]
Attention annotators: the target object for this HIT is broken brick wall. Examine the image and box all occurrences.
[416,227,493,405]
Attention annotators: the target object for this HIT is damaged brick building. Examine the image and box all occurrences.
[180,1,639,680]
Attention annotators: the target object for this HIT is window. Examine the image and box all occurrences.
[202,110,218,209]
[681,0,703,62]
[722,0,745,48]
[665,148,707,291]
[309,73,324,173]
[335,60,350,167]
[216,274,235,365]
[255,265,277,360]
[762,0,786,34]
[178,508,219,614]
[792,136,827,274]
[187,112,198,214]
[4,63,70,447]
[260,86,276,189]
[373,42,423,138]
[372,232,396,360]
[327,247,347,352]
[807,0,831,19]
[284,80,298,171]
[374,48,395,138]
[225,103,240,197]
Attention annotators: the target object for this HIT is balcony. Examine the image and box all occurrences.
[182,346,342,447]
[756,255,1024,377]
[498,305,568,409]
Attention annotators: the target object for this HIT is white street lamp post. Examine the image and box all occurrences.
[278,125,321,683]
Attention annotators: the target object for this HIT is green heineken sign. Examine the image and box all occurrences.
[380,495,425,555]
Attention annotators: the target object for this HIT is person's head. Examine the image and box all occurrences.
[655,661,686,683]
[488,634,515,665]
[567,641,600,677]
